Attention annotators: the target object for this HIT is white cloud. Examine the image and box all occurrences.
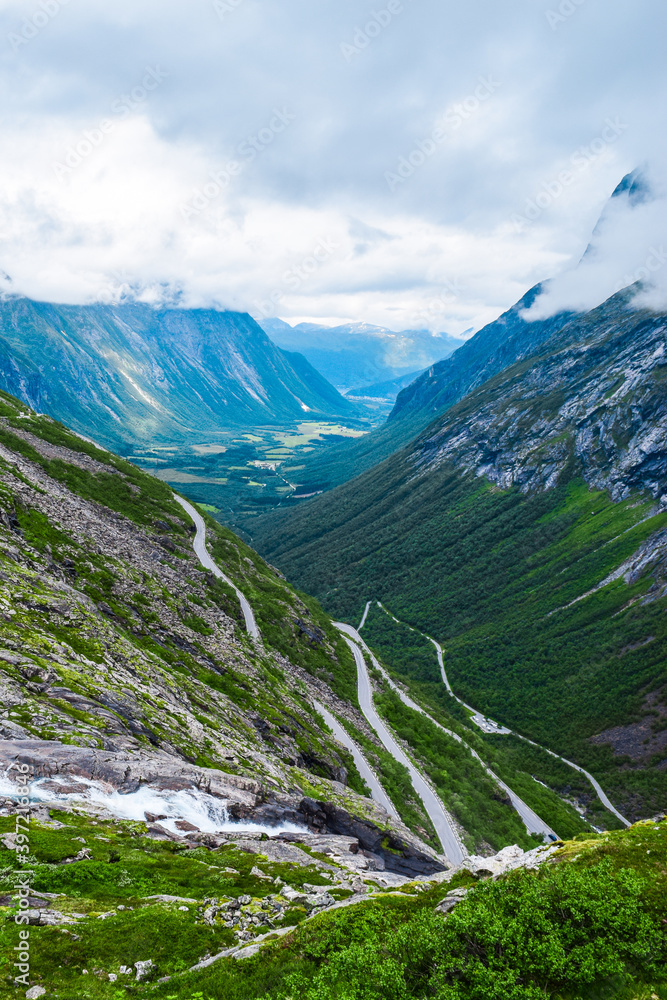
[0,0,664,332]
[525,167,667,318]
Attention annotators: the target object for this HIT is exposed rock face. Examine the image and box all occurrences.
[0,742,442,870]
[298,798,446,876]
[0,299,355,452]
[416,291,667,504]
[0,740,262,808]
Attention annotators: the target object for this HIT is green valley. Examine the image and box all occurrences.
[250,291,667,823]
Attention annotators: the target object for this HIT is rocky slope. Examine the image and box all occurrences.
[391,168,652,427]
[0,388,442,872]
[415,287,667,502]
[0,299,357,454]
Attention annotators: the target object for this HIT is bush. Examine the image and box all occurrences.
[278,860,664,1000]
[431,859,661,998]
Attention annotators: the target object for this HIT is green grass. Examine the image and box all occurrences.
[254,464,667,821]
[3,812,663,999]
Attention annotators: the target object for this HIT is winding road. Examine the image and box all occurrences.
[348,618,557,840]
[175,495,402,824]
[365,600,631,829]
[174,495,260,641]
[336,622,466,864]
[312,699,399,819]
[176,493,629,854]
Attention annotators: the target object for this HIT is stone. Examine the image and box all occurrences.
[143,894,197,904]
[134,959,155,981]
[175,819,199,833]
[307,892,334,910]
[436,886,469,914]
[298,799,445,876]
[38,909,73,926]
[26,989,46,999]
[250,865,271,879]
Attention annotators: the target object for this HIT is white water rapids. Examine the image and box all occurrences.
[0,775,307,837]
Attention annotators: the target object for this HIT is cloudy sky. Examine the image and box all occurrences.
[0,0,665,334]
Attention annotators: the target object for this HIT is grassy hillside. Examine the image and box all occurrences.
[254,457,667,821]
[2,809,664,998]
[251,293,667,823]
[0,387,388,808]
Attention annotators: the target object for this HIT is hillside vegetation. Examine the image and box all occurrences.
[252,291,667,822]
[0,810,664,998]
[0,387,391,818]
[0,387,564,871]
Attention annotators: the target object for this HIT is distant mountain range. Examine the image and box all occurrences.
[267,170,655,496]
[348,368,426,402]
[0,299,357,452]
[258,287,572,496]
[259,318,464,394]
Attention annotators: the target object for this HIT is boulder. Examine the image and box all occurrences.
[436,886,469,914]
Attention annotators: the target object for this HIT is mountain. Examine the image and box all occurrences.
[391,169,656,428]
[246,172,653,502]
[260,317,464,392]
[246,289,573,501]
[0,298,357,454]
[1,389,664,996]
[1,386,593,849]
[387,284,571,423]
[0,386,452,857]
[251,287,667,823]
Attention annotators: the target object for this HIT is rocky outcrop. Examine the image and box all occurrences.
[298,798,446,876]
[416,291,667,504]
[0,742,442,869]
[0,740,261,807]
